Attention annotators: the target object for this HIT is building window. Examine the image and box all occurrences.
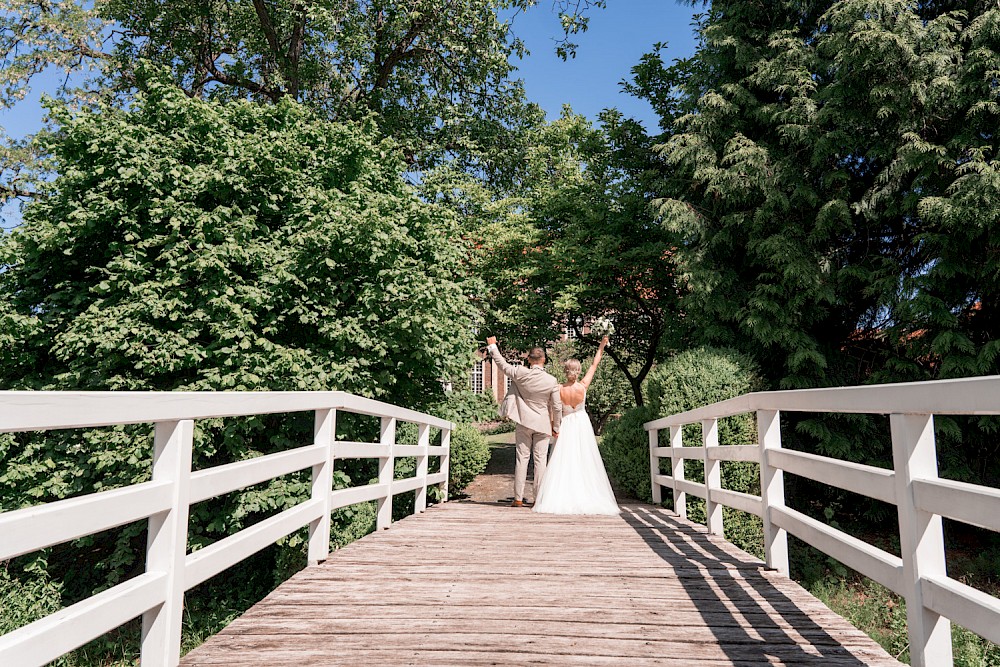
[564,315,583,339]
[470,360,484,394]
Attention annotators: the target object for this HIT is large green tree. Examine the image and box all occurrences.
[0,0,604,199]
[645,0,1000,392]
[430,108,684,405]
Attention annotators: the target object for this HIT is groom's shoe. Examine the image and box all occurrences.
[511,500,524,508]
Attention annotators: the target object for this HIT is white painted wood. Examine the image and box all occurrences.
[653,473,672,487]
[333,441,391,459]
[921,574,1000,645]
[913,477,1000,532]
[188,444,326,504]
[426,445,448,456]
[771,505,903,593]
[392,475,429,495]
[649,429,661,504]
[709,488,763,517]
[142,420,194,667]
[758,410,789,577]
[644,375,1000,430]
[673,477,707,500]
[892,413,952,667]
[330,483,391,509]
[768,448,896,505]
[0,572,166,667]
[184,499,323,590]
[377,417,395,530]
[673,445,706,459]
[651,445,672,457]
[702,419,723,536]
[308,409,336,565]
[0,480,172,561]
[670,425,685,519]
[425,471,447,486]
[0,390,452,434]
[706,445,760,462]
[440,428,451,501]
[415,424,430,512]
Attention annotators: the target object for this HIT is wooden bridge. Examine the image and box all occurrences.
[3,378,1000,666]
[180,501,898,666]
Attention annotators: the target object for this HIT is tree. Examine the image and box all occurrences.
[641,1,1000,390]
[438,108,686,405]
[0,0,606,200]
[0,72,477,599]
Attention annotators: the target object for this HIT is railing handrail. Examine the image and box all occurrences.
[643,374,1000,430]
[0,391,453,667]
[0,390,453,432]
[643,374,1000,667]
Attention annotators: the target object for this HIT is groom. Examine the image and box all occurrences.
[486,336,563,507]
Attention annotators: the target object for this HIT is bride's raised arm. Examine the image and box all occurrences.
[581,336,609,388]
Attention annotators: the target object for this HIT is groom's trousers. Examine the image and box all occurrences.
[514,424,550,502]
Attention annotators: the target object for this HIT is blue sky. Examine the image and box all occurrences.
[509,1,699,130]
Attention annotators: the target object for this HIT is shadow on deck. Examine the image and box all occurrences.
[180,502,902,666]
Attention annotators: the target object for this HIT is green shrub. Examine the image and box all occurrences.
[599,405,657,502]
[601,347,764,557]
[448,424,490,495]
[432,390,498,424]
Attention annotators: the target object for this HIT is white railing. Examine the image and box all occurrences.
[644,375,1000,667]
[0,391,453,667]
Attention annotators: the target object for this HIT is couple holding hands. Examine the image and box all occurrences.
[485,334,619,516]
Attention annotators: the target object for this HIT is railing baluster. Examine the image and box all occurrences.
[758,410,789,576]
[141,419,194,667]
[308,408,336,565]
[891,413,952,667]
[415,423,430,512]
[670,425,685,519]
[703,418,723,536]
[377,417,396,529]
[440,428,451,502]
[649,428,661,504]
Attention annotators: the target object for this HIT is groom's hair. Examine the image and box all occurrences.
[527,347,546,364]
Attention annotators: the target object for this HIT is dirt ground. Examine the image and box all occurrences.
[460,431,637,506]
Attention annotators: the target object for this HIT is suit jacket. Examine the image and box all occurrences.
[487,345,563,435]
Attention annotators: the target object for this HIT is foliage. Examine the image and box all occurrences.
[444,108,686,405]
[598,404,657,502]
[432,390,498,425]
[0,71,475,645]
[0,0,606,199]
[448,423,491,495]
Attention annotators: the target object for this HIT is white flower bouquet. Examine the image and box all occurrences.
[591,316,615,338]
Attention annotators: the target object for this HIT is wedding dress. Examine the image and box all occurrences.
[532,391,620,515]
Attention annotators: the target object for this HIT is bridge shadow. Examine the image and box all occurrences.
[620,504,870,666]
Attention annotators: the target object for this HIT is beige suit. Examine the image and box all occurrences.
[487,344,563,502]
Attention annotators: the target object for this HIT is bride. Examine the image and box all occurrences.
[533,335,620,515]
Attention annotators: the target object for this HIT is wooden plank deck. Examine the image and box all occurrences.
[180,502,903,666]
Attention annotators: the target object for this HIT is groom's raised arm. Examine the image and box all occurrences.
[485,336,525,380]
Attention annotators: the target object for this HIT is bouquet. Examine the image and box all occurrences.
[591,316,615,338]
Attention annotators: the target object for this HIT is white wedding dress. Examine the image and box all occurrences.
[533,391,620,515]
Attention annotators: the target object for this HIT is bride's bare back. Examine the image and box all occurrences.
[560,336,609,409]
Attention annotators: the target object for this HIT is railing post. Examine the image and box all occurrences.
[649,428,662,504]
[415,423,430,512]
[141,419,194,667]
[308,408,336,565]
[670,425,686,519]
[758,410,789,576]
[702,418,723,536]
[377,416,396,530]
[891,413,952,667]
[440,427,451,502]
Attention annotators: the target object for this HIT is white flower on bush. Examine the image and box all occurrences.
[591,316,615,338]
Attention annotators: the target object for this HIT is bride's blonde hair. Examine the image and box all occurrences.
[563,359,582,383]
